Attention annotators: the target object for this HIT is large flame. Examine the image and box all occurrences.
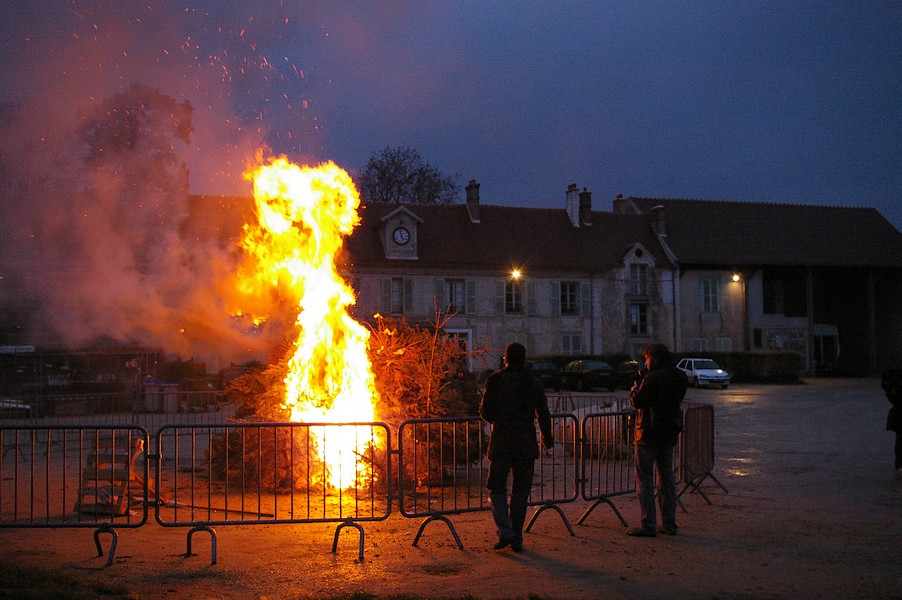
[241,157,378,489]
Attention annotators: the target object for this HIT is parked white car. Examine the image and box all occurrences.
[676,358,730,389]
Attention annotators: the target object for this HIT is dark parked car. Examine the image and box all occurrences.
[528,360,562,391]
[559,359,617,392]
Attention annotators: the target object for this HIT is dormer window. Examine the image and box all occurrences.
[630,264,648,296]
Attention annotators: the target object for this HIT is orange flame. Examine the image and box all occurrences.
[241,157,378,489]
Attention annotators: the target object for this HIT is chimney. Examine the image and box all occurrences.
[579,187,592,226]
[652,204,666,237]
[565,183,580,227]
[613,194,626,213]
[465,179,480,223]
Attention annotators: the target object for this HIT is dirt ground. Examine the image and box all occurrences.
[1,378,901,600]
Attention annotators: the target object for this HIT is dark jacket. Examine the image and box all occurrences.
[629,365,688,446]
[480,366,553,460]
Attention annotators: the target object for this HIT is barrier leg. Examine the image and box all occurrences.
[706,472,729,494]
[679,471,728,505]
[576,497,628,527]
[412,514,464,550]
[184,524,217,565]
[332,519,365,561]
[93,525,118,567]
[525,503,575,536]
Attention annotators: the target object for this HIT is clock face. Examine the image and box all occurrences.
[392,227,410,245]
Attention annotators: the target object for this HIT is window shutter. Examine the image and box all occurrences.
[580,281,591,316]
[495,280,505,314]
[550,281,560,316]
[527,280,538,315]
[434,279,445,311]
[465,280,476,314]
[403,278,414,313]
[381,278,392,314]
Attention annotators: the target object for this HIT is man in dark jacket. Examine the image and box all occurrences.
[479,343,554,552]
[627,343,687,537]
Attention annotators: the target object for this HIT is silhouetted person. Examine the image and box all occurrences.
[627,343,687,537]
[479,343,553,552]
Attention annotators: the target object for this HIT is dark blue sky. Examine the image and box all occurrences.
[2,1,900,229]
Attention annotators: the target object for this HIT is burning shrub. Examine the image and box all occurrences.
[367,313,486,491]
[367,313,482,427]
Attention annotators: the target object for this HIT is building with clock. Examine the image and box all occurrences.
[2,179,901,378]
[344,181,902,376]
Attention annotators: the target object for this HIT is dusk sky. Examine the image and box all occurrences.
[2,1,900,230]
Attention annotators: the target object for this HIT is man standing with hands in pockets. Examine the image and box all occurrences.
[480,343,554,552]
[627,343,687,537]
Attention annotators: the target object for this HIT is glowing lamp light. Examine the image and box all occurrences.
[732,273,742,282]
[511,269,522,279]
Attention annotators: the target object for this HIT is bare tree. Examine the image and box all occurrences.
[357,146,460,205]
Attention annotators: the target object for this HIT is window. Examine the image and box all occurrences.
[445,279,465,313]
[382,277,413,314]
[560,281,579,315]
[561,332,582,355]
[700,277,720,312]
[716,337,732,352]
[630,304,648,334]
[505,279,523,314]
[552,281,590,316]
[435,279,476,314]
[763,270,807,317]
[444,328,473,371]
[630,264,648,296]
[691,337,707,352]
[496,278,535,315]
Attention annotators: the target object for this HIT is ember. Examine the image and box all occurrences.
[240,157,379,489]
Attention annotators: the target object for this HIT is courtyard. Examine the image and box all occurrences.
[0,377,900,599]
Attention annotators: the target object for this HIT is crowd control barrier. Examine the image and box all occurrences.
[576,407,635,526]
[396,416,489,548]
[154,422,392,562]
[678,401,728,503]
[0,426,150,566]
[0,398,722,566]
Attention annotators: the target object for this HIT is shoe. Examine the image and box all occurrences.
[493,538,512,550]
[657,525,678,536]
[511,542,524,553]
[626,527,657,537]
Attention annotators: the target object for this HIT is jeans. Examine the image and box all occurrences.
[486,458,534,544]
[634,443,677,531]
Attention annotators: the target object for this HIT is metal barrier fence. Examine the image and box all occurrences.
[0,426,150,566]
[396,414,582,547]
[0,399,721,566]
[577,407,636,527]
[396,416,489,548]
[678,401,728,503]
[154,422,392,562]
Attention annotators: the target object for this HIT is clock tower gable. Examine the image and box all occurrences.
[379,205,423,260]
